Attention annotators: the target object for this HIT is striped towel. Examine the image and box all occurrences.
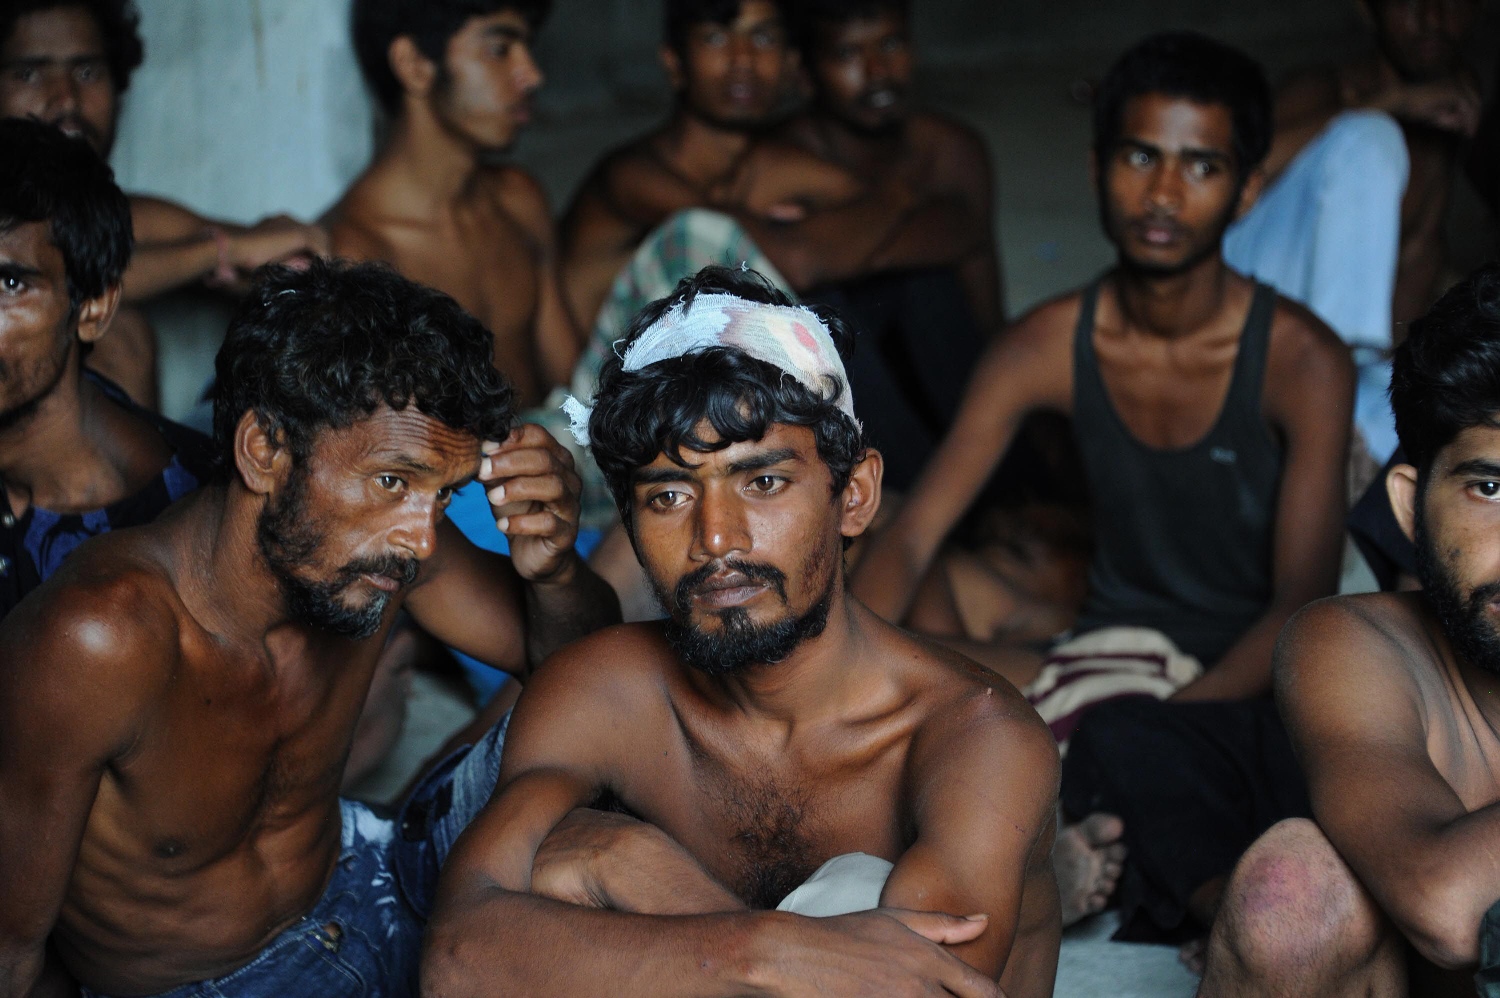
[1025,626,1203,752]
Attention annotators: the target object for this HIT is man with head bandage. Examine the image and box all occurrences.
[425,265,1062,998]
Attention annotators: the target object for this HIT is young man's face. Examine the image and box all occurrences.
[255,405,479,640]
[669,0,794,128]
[0,220,80,427]
[629,421,851,676]
[0,5,118,156]
[809,9,913,134]
[1371,0,1479,84]
[428,9,543,154]
[1099,93,1249,278]
[1397,423,1500,675]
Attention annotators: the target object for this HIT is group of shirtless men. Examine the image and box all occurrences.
[0,0,1497,995]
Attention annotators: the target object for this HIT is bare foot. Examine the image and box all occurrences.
[1179,936,1207,975]
[1053,812,1127,926]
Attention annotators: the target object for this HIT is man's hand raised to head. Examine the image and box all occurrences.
[481,424,584,586]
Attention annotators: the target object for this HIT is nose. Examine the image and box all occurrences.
[390,500,442,562]
[516,45,544,91]
[1146,161,1183,211]
[692,487,751,563]
[727,33,756,71]
[41,68,80,117]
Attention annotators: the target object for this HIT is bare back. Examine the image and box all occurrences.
[0,498,396,994]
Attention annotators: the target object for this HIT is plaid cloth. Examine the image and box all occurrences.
[531,209,790,531]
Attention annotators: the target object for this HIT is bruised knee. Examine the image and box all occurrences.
[1217,819,1386,977]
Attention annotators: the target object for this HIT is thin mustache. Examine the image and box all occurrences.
[673,560,787,612]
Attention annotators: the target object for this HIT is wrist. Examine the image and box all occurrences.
[205,226,236,284]
[526,547,581,588]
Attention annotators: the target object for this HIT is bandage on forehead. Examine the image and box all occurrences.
[563,292,856,446]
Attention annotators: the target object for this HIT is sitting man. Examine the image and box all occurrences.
[1225,0,1481,464]
[0,118,212,620]
[0,0,328,410]
[0,259,618,997]
[422,266,1062,997]
[1199,264,1500,996]
[330,0,578,412]
[560,0,864,334]
[851,32,1354,930]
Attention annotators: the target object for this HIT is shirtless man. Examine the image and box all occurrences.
[782,0,1003,333]
[1198,265,1500,996]
[0,259,618,998]
[0,0,329,409]
[0,119,212,621]
[1262,0,1479,331]
[330,0,577,411]
[852,32,1353,931]
[422,266,1061,997]
[558,0,865,333]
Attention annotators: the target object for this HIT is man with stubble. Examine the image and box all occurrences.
[422,266,1061,998]
[0,260,617,997]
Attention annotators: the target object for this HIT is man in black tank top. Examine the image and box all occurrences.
[853,33,1356,944]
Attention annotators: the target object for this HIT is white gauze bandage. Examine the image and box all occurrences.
[561,292,856,446]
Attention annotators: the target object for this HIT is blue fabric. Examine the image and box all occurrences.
[1224,110,1409,462]
[445,483,601,703]
[80,716,512,998]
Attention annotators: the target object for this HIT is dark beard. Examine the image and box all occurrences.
[1415,501,1500,676]
[255,467,419,640]
[656,559,837,676]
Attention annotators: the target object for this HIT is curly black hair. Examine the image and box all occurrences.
[1,0,144,94]
[588,266,867,538]
[352,0,550,114]
[1094,31,1272,180]
[0,118,132,310]
[213,259,516,478]
[1391,264,1500,483]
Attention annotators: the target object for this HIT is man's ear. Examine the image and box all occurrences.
[839,448,884,540]
[660,44,685,92]
[75,283,123,346]
[390,35,438,100]
[1234,167,1267,220]
[233,409,292,497]
[1387,462,1420,543]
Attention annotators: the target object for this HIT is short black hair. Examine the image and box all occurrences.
[0,0,144,94]
[0,118,131,311]
[1391,265,1500,481]
[352,0,550,114]
[793,0,908,57]
[1094,31,1272,178]
[588,266,867,539]
[213,259,517,477]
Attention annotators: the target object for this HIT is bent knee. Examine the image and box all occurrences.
[1219,819,1386,974]
[1317,110,1410,187]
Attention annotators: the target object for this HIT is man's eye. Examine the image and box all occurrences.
[649,490,686,509]
[880,36,904,54]
[701,29,728,47]
[1188,159,1218,179]
[1477,481,1500,498]
[0,276,25,295]
[752,29,781,49]
[1126,149,1152,167]
[748,475,783,493]
[376,475,405,492]
[74,63,97,82]
[436,486,456,504]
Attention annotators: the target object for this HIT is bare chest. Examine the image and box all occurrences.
[1423,672,1500,812]
[638,734,911,910]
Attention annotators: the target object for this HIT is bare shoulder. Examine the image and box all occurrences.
[1265,292,1355,406]
[528,622,677,711]
[1275,593,1430,708]
[325,185,399,264]
[0,536,182,725]
[886,623,1058,784]
[1001,287,1087,353]
[484,164,553,244]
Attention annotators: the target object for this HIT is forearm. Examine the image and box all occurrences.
[422,885,773,998]
[121,236,222,303]
[582,818,747,915]
[1170,604,1295,701]
[523,554,622,672]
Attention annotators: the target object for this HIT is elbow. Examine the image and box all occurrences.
[1396,876,1487,970]
[421,917,505,998]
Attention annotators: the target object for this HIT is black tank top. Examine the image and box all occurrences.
[1071,281,1283,666]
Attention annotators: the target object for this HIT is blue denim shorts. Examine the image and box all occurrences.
[81,715,510,998]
